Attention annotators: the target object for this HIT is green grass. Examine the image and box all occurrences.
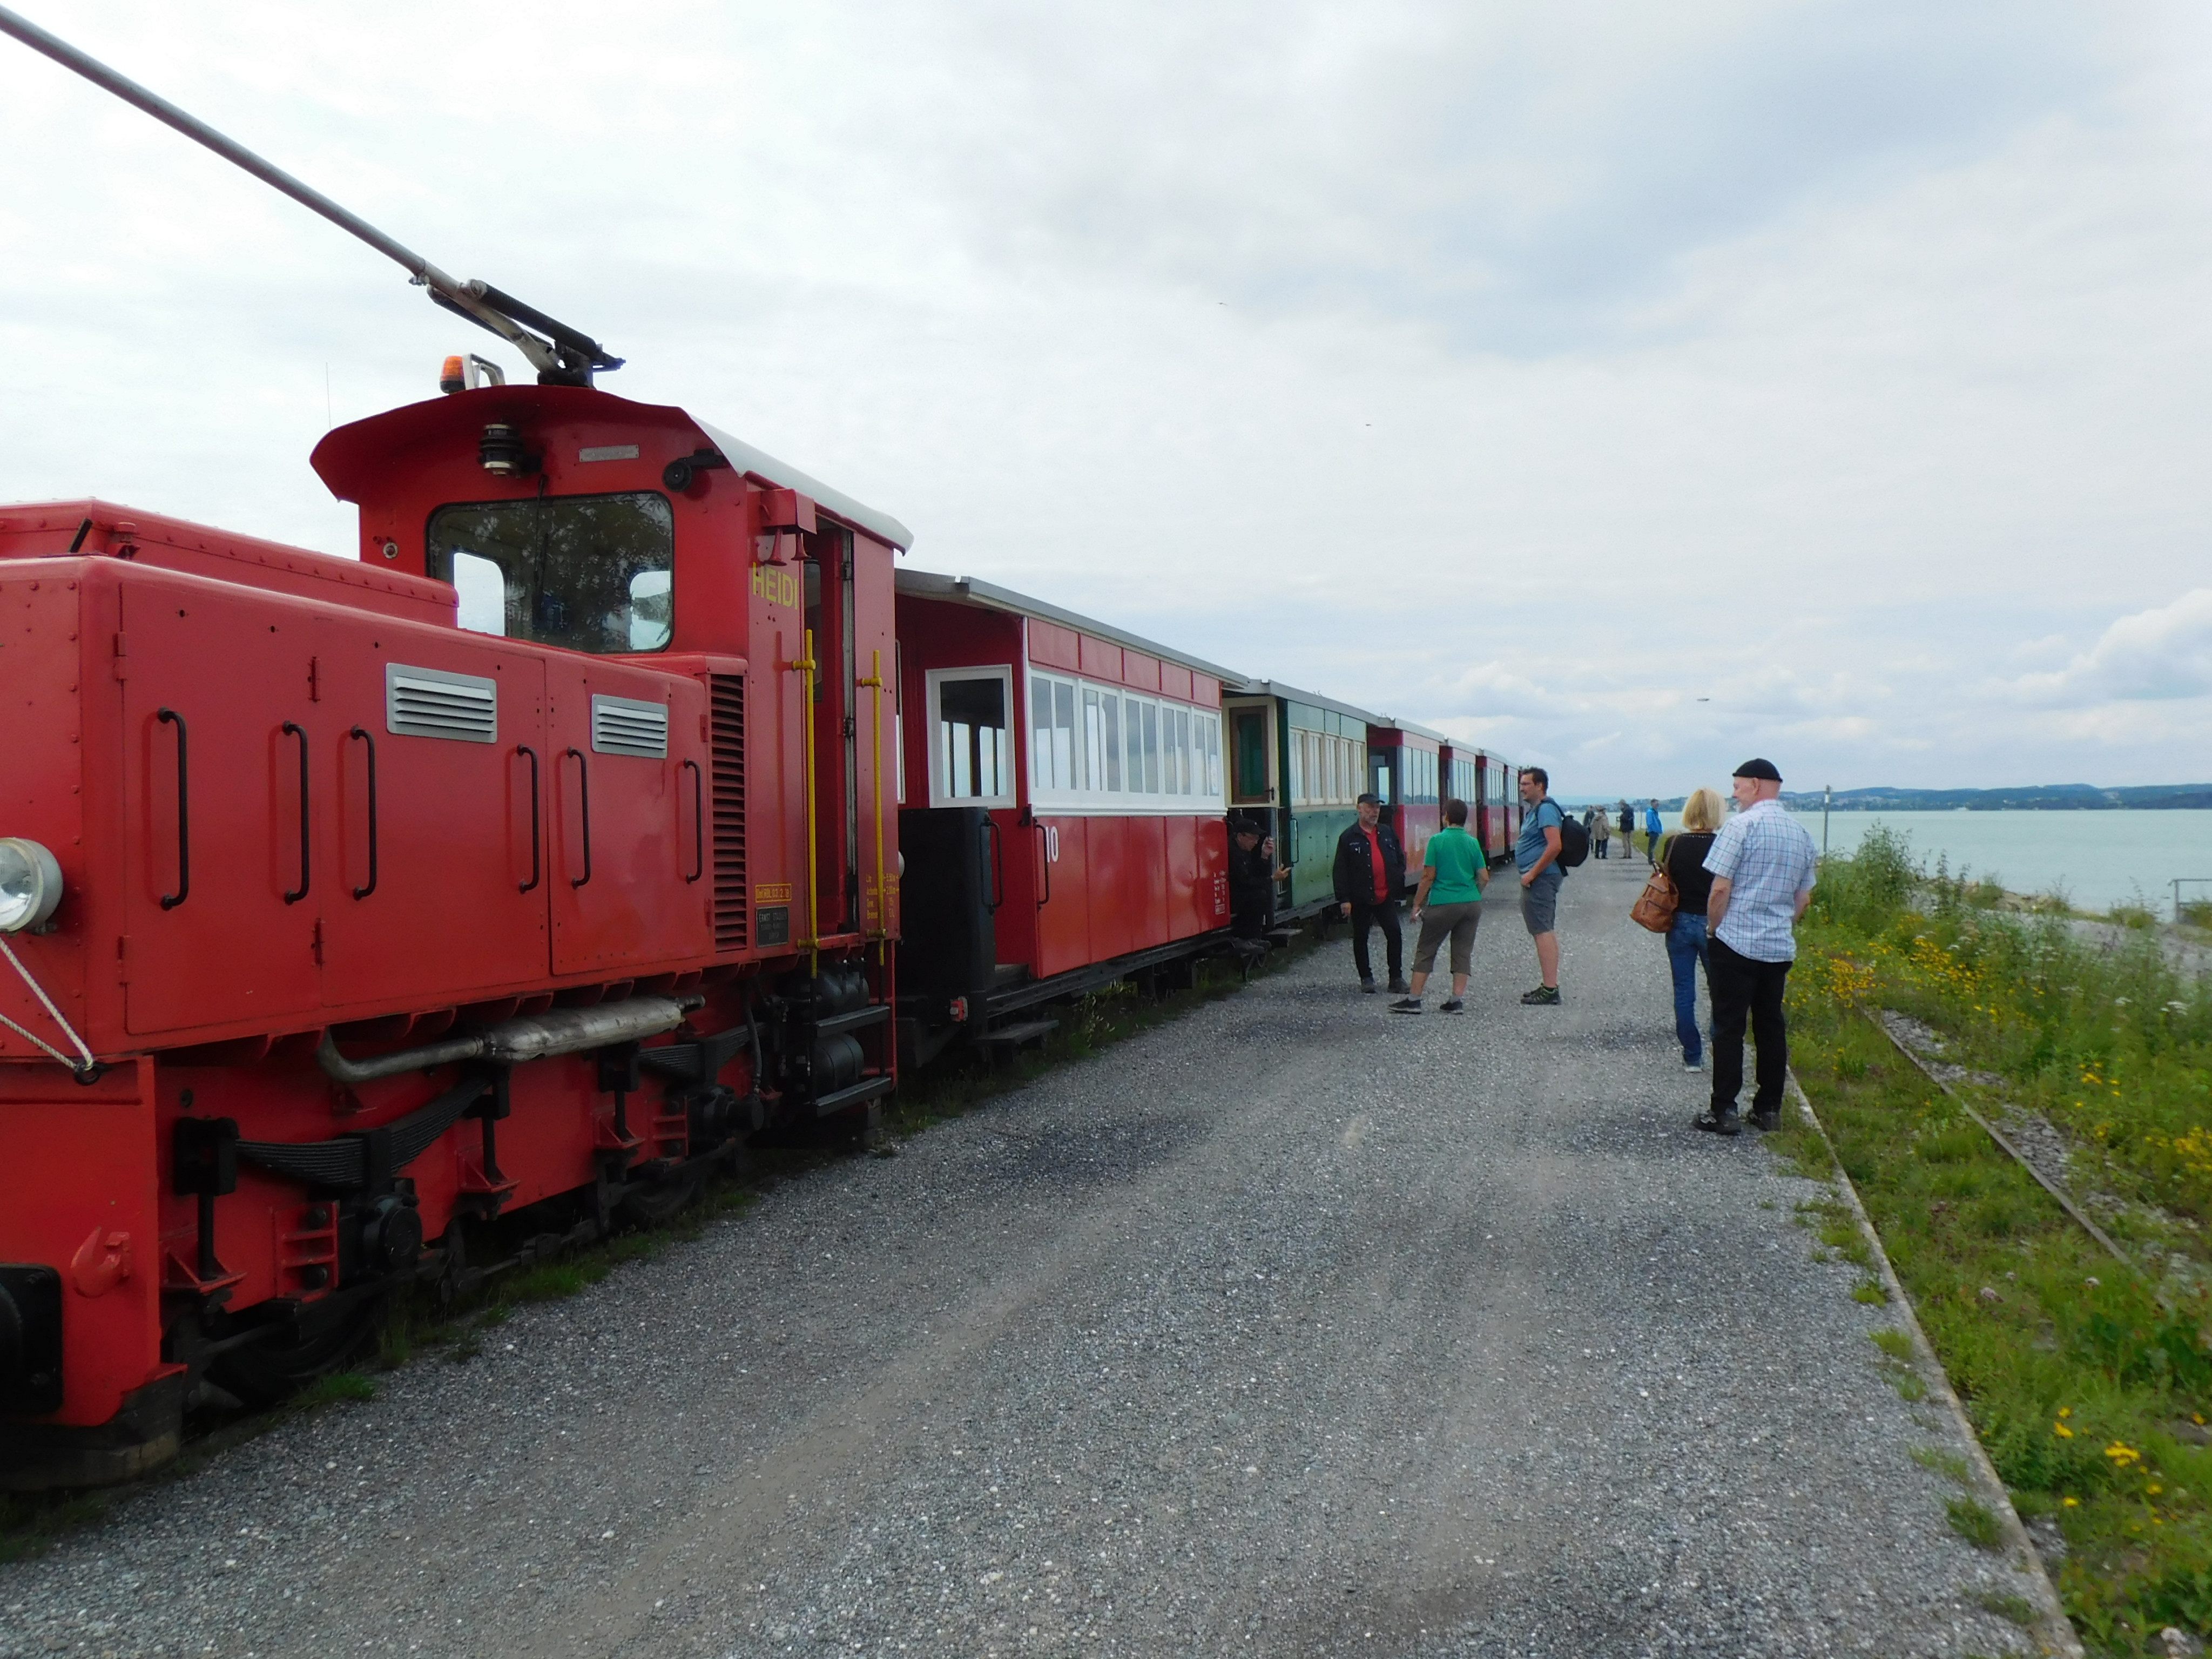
[1978,1589,2041,1625]
[1948,1495,2005,1549]
[1793,827,2212,1655]
[1914,1446,1975,1486]
[293,1371,376,1407]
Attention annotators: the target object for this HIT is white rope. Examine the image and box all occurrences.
[0,933,98,1075]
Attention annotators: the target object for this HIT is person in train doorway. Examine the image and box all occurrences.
[1515,768,1566,1004]
[1228,815,1288,949]
[1334,792,1408,995]
[1645,799,1665,868]
[1392,797,1487,1015]
[1694,759,1818,1137]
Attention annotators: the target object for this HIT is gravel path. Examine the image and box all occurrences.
[5,859,2041,1658]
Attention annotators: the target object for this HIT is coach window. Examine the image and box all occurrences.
[929,668,1014,807]
[1030,673,1077,793]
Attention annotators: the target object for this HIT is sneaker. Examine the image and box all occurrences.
[1682,1054,1704,1072]
[1693,1109,1741,1137]
[1389,997,1422,1014]
[1439,999,1465,1015]
[1360,977,1378,994]
[1750,1108,1781,1131]
[1519,985,1561,1006]
[1387,976,1411,995]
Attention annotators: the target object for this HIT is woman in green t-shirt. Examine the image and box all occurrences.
[1392,798,1489,1014]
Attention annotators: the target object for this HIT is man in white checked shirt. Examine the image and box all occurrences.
[1692,758,1817,1137]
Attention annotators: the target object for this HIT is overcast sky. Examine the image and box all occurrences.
[5,0,2210,794]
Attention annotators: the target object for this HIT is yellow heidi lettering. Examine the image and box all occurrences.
[750,564,801,608]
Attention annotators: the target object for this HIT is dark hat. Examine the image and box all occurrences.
[1732,758,1783,782]
[1232,816,1262,837]
[1356,791,1382,806]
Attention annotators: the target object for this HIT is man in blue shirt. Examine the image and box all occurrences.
[1513,767,1566,1005]
[1695,758,1818,1136]
[1644,799,1664,867]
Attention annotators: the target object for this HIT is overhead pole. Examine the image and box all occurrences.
[0,3,621,385]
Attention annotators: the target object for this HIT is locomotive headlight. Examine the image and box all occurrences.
[0,839,64,933]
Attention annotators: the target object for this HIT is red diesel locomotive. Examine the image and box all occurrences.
[0,385,907,1487]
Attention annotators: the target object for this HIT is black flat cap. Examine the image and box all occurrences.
[1356,791,1382,806]
[1732,758,1783,781]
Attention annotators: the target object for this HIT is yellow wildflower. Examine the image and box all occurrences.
[2054,1422,2074,1439]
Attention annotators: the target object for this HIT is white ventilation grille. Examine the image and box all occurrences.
[386,663,497,743]
[592,694,669,759]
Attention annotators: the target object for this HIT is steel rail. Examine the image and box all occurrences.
[1865,1007,2134,1271]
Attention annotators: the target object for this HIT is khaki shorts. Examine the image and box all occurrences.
[1413,900,1482,977]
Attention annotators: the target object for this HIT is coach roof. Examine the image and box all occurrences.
[896,570,1247,686]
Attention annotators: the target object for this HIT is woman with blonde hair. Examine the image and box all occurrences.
[1661,787,1725,1070]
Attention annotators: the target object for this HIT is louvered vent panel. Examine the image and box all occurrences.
[591,694,670,759]
[709,674,747,951]
[386,664,497,743]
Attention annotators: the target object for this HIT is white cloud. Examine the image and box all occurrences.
[2007,589,2212,705]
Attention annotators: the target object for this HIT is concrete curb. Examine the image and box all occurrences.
[1785,1068,2085,1659]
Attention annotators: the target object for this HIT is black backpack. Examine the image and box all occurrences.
[1548,804,1590,868]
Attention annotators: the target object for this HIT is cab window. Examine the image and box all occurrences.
[427,491,675,654]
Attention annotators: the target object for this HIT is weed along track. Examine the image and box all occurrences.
[1789,827,2212,1655]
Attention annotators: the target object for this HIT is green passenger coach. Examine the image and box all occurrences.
[1223,681,1382,920]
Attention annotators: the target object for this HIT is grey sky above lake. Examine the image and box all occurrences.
[5,0,2209,794]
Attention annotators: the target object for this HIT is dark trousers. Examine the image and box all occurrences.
[1350,899,1402,982]
[1709,935,1791,1115]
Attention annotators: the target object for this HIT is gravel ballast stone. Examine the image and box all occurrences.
[3,859,2045,1656]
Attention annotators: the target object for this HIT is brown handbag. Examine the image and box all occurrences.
[1631,854,1679,933]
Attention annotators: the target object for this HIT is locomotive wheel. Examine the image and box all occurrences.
[206,1292,389,1410]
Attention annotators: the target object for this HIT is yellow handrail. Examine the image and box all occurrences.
[858,648,887,952]
[787,627,819,975]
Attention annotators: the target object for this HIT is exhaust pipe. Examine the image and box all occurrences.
[316,995,704,1085]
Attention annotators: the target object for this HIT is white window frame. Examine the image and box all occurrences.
[1026,661,1226,817]
[926,665,1017,809]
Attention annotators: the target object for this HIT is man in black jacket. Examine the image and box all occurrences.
[1334,793,1408,994]
[1228,815,1286,941]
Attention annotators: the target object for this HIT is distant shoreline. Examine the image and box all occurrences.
[1556,788,2212,813]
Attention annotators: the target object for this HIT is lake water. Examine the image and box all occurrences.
[1776,810,2212,915]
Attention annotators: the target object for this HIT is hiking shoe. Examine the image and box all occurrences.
[1693,1109,1742,1137]
[1359,977,1378,994]
[1750,1107,1782,1132]
[1389,997,1422,1014]
[1519,985,1561,1006]
[1439,999,1465,1015]
[1682,1054,1704,1071]
[1387,976,1411,995]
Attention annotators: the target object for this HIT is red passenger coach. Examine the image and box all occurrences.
[0,384,909,1486]
[1366,720,1445,883]
[893,574,1236,1063]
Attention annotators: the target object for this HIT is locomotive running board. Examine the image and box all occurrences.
[810,1075,894,1117]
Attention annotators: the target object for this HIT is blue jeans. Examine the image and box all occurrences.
[1666,912,1709,1062]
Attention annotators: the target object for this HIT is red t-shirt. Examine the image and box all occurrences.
[1367,831,1388,902]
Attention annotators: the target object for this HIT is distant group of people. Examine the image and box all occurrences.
[1579,800,1666,867]
[1230,756,1817,1138]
